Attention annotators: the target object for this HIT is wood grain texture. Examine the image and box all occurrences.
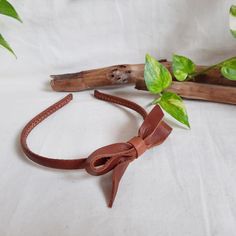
[50,64,144,92]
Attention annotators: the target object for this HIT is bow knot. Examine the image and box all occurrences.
[84,105,172,207]
[128,136,147,158]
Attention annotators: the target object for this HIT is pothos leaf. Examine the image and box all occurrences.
[230,5,236,38]
[144,54,172,94]
[0,0,22,22]
[221,58,236,80]
[156,91,190,128]
[172,54,196,81]
[0,33,16,57]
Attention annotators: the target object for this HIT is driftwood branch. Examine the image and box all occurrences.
[50,61,236,105]
[50,63,144,92]
[136,80,236,105]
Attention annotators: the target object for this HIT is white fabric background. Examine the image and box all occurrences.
[0,0,236,235]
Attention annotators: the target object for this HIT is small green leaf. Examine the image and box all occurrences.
[144,54,172,94]
[0,33,16,57]
[230,5,236,38]
[172,54,196,81]
[221,58,236,80]
[230,29,236,38]
[157,91,190,128]
[230,5,236,16]
[0,0,22,22]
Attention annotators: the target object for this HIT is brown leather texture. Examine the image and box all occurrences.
[20,90,172,207]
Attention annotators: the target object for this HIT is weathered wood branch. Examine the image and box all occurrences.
[50,61,236,105]
[50,64,144,92]
[136,80,236,105]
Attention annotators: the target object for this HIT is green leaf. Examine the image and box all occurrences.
[230,5,236,38]
[221,58,236,80]
[172,54,196,81]
[230,29,236,38]
[230,5,236,16]
[0,33,16,57]
[0,0,22,22]
[157,91,190,128]
[144,54,172,94]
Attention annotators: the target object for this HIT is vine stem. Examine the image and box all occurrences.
[187,56,236,80]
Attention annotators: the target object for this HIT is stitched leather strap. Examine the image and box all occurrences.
[20,90,148,169]
[94,90,147,119]
[20,90,172,207]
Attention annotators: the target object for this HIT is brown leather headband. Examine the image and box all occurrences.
[20,90,172,207]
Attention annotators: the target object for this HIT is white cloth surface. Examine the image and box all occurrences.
[0,0,236,235]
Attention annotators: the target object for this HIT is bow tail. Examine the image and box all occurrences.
[109,160,131,207]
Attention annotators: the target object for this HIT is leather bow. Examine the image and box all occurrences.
[84,105,172,207]
[20,91,172,207]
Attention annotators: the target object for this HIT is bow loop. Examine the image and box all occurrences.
[138,105,172,148]
[85,143,135,176]
[138,105,164,140]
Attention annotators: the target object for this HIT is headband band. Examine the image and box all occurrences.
[20,90,172,207]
